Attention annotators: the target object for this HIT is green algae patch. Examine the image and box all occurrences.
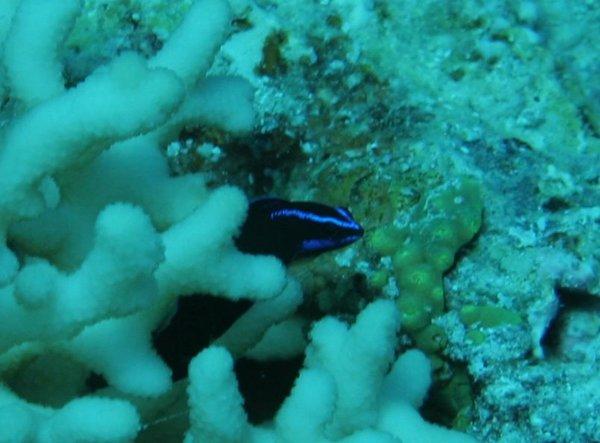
[413,323,448,354]
[465,329,487,345]
[368,269,391,290]
[459,304,523,328]
[365,176,484,428]
[368,225,407,256]
[369,176,483,334]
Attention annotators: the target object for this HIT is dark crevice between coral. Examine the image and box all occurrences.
[85,372,108,391]
[446,212,485,275]
[235,356,304,424]
[83,295,304,425]
[151,294,302,424]
[541,286,600,357]
[421,364,475,431]
[85,295,254,392]
[229,130,304,196]
[153,295,252,381]
[173,126,303,198]
[542,196,571,212]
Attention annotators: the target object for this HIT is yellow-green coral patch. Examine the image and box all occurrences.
[459,304,523,328]
[370,176,483,334]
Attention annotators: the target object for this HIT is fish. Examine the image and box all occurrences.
[152,198,363,382]
[235,197,364,263]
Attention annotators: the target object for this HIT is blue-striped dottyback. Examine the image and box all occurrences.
[235,197,364,263]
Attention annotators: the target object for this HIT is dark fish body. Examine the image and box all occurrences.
[235,198,364,263]
[153,198,363,384]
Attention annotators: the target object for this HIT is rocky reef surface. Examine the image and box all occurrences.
[3,0,598,441]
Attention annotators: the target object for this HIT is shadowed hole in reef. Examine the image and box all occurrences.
[84,295,306,423]
[420,364,477,430]
[542,196,571,212]
[236,356,304,424]
[86,371,108,391]
[86,295,252,391]
[541,286,600,356]
[151,295,302,423]
[153,295,252,380]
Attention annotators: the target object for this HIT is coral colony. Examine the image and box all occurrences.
[0,0,598,442]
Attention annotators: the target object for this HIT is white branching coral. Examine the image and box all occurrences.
[0,1,479,442]
[0,0,287,440]
[0,386,140,443]
[187,301,478,443]
[0,204,163,353]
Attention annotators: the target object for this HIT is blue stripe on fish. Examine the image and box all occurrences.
[235,197,364,263]
[270,208,362,231]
